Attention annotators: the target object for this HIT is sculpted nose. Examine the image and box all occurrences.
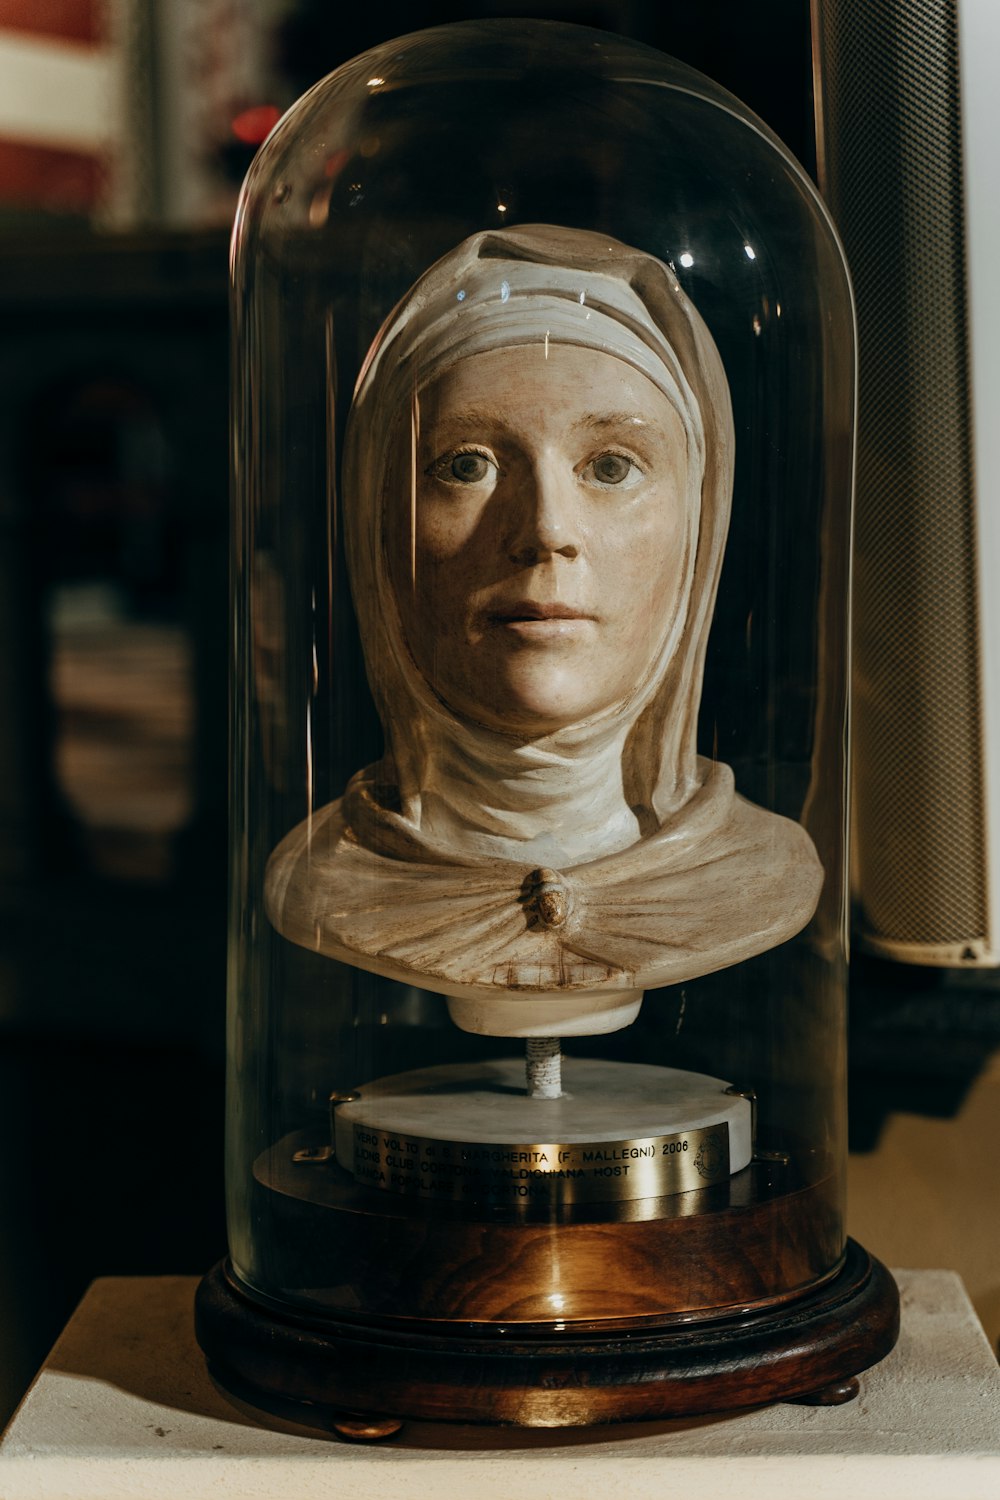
[506,466,580,566]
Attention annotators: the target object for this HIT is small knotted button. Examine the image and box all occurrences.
[522,866,570,928]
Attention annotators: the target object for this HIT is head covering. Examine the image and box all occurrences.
[340,225,735,865]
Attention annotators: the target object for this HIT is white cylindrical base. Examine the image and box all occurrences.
[445,988,645,1037]
[333,1057,753,1204]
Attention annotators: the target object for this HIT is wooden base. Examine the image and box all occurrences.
[252,1139,843,1324]
[195,1239,899,1430]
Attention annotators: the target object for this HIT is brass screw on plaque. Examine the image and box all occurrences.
[724,1085,758,1147]
[293,1093,362,1165]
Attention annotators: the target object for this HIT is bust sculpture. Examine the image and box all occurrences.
[265,224,823,1037]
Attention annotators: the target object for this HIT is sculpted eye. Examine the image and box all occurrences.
[451,451,492,482]
[427,448,497,485]
[586,451,642,488]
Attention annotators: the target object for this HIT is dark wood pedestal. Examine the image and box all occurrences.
[196,1238,899,1432]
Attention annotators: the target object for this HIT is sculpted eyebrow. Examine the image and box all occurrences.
[426,407,508,433]
[571,411,649,431]
[422,409,652,442]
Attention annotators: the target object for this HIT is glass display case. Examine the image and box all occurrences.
[196,19,898,1432]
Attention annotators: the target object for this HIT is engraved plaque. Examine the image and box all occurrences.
[346,1119,731,1205]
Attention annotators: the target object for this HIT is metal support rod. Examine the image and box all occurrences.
[525,1036,563,1099]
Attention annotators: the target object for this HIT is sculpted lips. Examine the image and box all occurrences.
[492,601,591,622]
[486,600,596,639]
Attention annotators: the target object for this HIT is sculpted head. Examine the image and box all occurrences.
[343,226,734,824]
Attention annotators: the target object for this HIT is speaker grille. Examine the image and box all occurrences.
[816,0,987,954]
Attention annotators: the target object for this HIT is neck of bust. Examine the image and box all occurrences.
[407,710,643,868]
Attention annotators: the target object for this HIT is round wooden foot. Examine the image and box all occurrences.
[791,1376,861,1406]
[330,1413,404,1441]
[196,1239,898,1429]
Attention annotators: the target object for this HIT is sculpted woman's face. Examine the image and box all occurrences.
[386,342,690,736]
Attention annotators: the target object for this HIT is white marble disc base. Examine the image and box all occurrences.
[335,1057,753,1172]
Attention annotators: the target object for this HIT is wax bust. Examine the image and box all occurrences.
[265,225,823,1038]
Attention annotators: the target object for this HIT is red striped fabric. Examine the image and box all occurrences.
[0,3,106,211]
[0,1,102,46]
[0,139,101,212]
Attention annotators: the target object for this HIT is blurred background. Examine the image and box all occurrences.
[0,0,996,1428]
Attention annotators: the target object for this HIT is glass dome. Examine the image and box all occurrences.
[198,19,898,1430]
